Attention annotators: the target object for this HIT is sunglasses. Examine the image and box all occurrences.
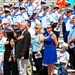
[4,23,7,25]
[14,25,19,27]
[47,27,52,29]
[35,27,39,29]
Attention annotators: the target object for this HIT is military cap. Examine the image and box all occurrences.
[41,1,46,5]
[19,0,23,2]
[42,5,49,10]
[53,5,59,9]
[9,3,14,7]
[20,6,25,10]
[3,3,10,8]
[66,8,73,13]
[4,9,10,13]
[14,4,19,9]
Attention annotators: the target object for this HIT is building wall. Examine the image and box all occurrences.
[0,0,56,7]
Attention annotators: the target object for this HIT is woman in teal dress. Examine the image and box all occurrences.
[43,24,58,75]
[31,24,44,73]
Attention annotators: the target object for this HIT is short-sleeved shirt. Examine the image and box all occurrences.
[58,50,69,63]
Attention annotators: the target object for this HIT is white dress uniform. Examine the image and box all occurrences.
[17,12,29,23]
[31,19,41,29]
[25,2,36,16]
[12,11,20,24]
[51,11,60,23]
[1,14,12,25]
[66,15,74,32]
[41,12,53,28]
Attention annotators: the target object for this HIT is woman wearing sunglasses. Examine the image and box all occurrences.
[42,24,58,75]
[31,23,44,74]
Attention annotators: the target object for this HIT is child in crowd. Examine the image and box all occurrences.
[58,42,70,75]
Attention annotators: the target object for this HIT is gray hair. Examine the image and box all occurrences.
[21,22,27,27]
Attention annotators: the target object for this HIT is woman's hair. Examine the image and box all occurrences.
[5,29,15,40]
[0,29,6,37]
[47,24,53,30]
[14,29,22,37]
[35,23,44,34]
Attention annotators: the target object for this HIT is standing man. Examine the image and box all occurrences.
[16,22,31,75]
[67,16,75,69]
[3,19,13,31]
[17,6,29,23]
[62,8,73,43]
[25,20,35,75]
[41,5,53,35]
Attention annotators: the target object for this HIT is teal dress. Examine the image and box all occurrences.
[31,34,42,72]
[44,33,57,64]
[31,34,41,52]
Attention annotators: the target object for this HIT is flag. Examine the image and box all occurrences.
[68,0,75,7]
[56,0,65,8]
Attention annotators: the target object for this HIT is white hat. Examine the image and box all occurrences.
[14,4,19,8]
[20,5,25,10]
[3,3,10,7]
[2,19,10,24]
[60,42,68,49]
[4,8,10,12]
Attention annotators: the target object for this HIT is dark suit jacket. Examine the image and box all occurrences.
[16,30,31,59]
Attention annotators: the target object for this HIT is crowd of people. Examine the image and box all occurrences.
[0,0,75,75]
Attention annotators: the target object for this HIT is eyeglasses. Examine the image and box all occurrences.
[14,25,19,27]
[35,27,39,29]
